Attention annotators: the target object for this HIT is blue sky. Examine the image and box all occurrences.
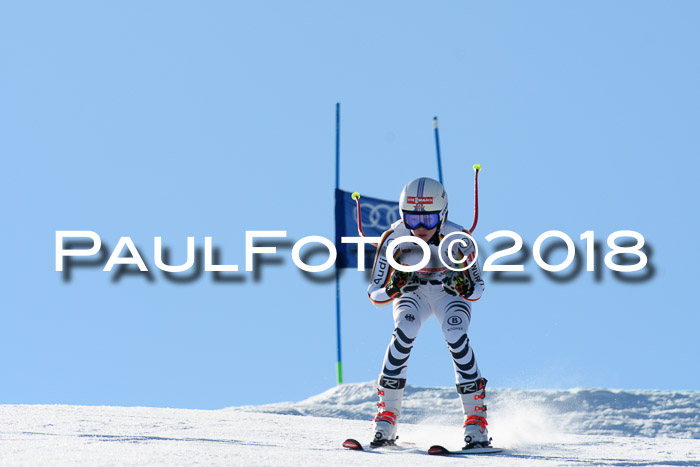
[1,1,699,409]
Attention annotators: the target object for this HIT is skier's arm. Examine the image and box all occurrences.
[367,229,396,305]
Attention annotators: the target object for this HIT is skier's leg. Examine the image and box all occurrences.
[436,295,480,381]
[379,293,424,383]
[373,292,426,443]
[435,295,489,446]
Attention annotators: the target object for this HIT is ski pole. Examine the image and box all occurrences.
[468,164,481,234]
[351,192,379,247]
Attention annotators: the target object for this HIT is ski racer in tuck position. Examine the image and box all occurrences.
[367,177,490,448]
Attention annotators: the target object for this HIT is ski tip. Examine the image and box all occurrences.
[342,438,364,450]
[428,445,450,456]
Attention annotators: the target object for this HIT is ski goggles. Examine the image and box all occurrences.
[404,212,440,230]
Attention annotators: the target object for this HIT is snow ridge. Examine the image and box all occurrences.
[233,381,700,439]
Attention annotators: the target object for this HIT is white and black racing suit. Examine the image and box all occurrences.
[368,219,485,390]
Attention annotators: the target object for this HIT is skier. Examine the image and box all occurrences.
[367,177,489,448]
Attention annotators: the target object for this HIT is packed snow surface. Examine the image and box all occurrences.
[1,382,698,466]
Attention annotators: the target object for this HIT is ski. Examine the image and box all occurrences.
[427,444,503,456]
[344,438,500,455]
[343,438,412,451]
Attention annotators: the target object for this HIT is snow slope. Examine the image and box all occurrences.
[1,382,698,466]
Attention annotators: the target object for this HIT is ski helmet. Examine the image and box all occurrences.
[399,177,448,230]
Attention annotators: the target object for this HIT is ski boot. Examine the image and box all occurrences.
[463,416,489,447]
[370,383,404,447]
[457,378,491,449]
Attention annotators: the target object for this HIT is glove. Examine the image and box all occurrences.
[442,270,474,298]
[385,269,420,298]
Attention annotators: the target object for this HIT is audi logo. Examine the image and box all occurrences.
[354,203,400,230]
